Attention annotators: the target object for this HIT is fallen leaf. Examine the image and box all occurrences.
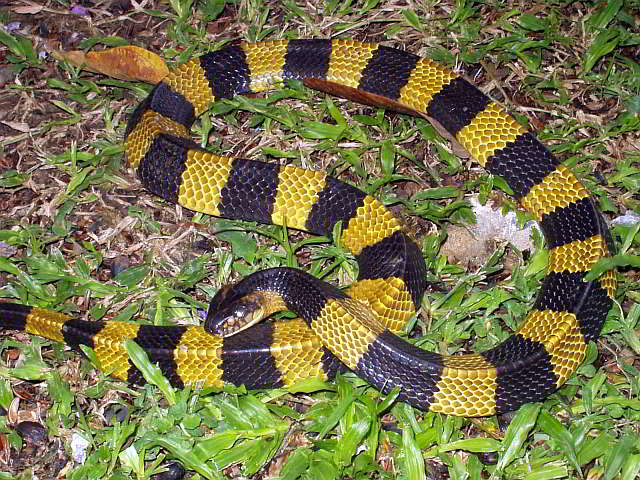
[55,46,169,83]
[2,121,30,133]
[13,3,44,14]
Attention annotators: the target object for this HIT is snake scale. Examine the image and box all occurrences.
[1,40,617,417]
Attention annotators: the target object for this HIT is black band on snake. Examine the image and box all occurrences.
[0,39,616,417]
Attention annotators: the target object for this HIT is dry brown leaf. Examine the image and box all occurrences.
[13,5,44,14]
[55,46,169,83]
[12,2,44,14]
[2,121,30,133]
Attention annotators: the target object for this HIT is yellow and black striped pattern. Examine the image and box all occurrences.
[1,39,616,416]
[0,303,337,390]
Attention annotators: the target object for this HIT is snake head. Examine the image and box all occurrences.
[204,295,264,337]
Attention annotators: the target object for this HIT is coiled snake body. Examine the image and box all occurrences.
[1,40,616,416]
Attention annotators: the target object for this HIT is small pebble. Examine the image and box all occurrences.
[612,212,640,226]
[153,462,185,480]
[15,421,47,446]
[0,241,18,258]
[477,451,499,465]
[105,404,129,425]
[109,255,130,278]
[37,23,49,37]
[71,433,90,464]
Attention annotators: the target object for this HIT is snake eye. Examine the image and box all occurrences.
[232,300,261,319]
[232,305,248,318]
